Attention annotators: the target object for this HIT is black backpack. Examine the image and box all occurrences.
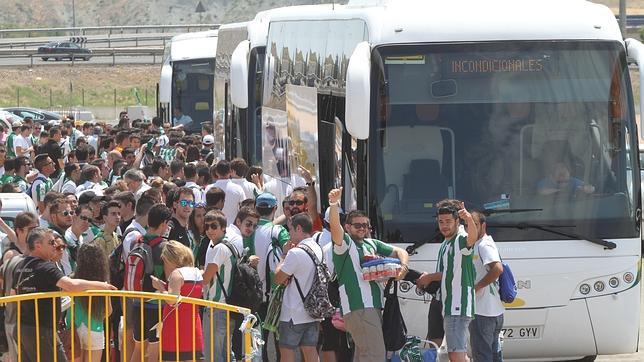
[216,241,263,312]
[382,279,407,351]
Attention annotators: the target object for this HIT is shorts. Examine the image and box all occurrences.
[132,304,161,343]
[278,320,319,349]
[427,298,444,340]
[443,315,472,353]
[77,324,105,350]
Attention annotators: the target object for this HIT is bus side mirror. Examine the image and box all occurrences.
[231,40,250,109]
[626,38,644,140]
[346,41,371,140]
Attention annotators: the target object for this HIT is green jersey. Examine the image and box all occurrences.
[6,132,16,158]
[30,173,53,206]
[0,174,14,185]
[14,175,28,193]
[333,234,394,315]
[437,229,475,317]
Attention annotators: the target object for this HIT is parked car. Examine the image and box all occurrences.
[0,193,37,253]
[37,41,92,61]
[0,110,21,127]
[0,107,62,125]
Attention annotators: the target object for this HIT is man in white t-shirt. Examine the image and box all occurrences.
[205,160,245,225]
[470,210,505,362]
[275,213,323,361]
[230,158,260,199]
[13,125,33,157]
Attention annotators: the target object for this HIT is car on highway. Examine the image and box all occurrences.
[37,41,92,61]
[0,107,62,125]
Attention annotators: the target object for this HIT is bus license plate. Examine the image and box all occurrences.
[501,326,542,340]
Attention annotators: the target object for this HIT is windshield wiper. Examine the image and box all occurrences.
[483,208,543,216]
[489,222,617,250]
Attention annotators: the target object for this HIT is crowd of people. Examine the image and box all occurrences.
[0,112,505,362]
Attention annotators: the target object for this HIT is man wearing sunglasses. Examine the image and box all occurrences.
[168,187,195,248]
[63,204,93,275]
[49,200,74,271]
[327,188,410,362]
[12,227,116,362]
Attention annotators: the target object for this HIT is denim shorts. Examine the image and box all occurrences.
[444,315,472,353]
[278,320,319,349]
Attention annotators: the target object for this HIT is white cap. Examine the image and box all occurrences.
[202,135,215,145]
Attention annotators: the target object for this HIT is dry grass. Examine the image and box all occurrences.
[0,65,158,109]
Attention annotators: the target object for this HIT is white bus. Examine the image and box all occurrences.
[230,0,644,360]
[159,29,218,134]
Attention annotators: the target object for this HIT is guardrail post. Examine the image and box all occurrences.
[152,52,155,64]
[29,54,33,68]
[112,52,115,66]
[71,54,75,67]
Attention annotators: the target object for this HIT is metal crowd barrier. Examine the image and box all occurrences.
[0,290,257,362]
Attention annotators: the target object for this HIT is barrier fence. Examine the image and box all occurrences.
[0,290,259,362]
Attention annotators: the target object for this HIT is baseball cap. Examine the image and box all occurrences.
[255,192,278,208]
[12,120,22,128]
[202,134,215,145]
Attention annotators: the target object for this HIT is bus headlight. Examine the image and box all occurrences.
[609,277,620,288]
[594,281,605,292]
[579,284,591,295]
[624,272,634,284]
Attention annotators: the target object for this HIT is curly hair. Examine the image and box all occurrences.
[73,242,110,320]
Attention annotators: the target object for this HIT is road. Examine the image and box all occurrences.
[595,284,644,362]
[0,55,158,67]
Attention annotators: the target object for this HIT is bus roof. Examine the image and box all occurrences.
[169,29,218,62]
[262,0,622,46]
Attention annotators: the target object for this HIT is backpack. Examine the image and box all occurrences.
[293,243,335,320]
[215,241,263,312]
[382,279,407,351]
[124,236,165,292]
[109,226,140,289]
[498,260,518,303]
[27,175,48,200]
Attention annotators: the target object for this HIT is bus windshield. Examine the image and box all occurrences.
[370,41,639,243]
[171,58,215,133]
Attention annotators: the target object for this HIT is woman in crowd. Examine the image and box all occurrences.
[67,242,112,362]
[152,240,204,361]
[187,203,208,268]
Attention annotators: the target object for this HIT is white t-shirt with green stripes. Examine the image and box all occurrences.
[437,229,476,317]
[332,234,394,315]
[204,238,237,303]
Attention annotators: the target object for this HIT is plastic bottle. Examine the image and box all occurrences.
[362,267,370,281]
[376,264,384,280]
[369,265,377,281]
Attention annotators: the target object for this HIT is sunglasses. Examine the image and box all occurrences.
[179,200,195,208]
[79,215,91,222]
[289,200,305,206]
[60,210,75,217]
[47,238,57,246]
[204,222,220,230]
[350,223,371,230]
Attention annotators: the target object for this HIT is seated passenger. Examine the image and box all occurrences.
[537,162,594,195]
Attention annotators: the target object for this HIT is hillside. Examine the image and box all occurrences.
[0,0,328,29]
[0,1,642,29]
